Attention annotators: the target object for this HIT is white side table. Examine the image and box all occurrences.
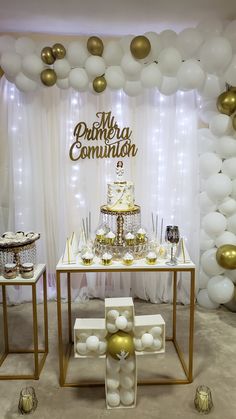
[0,264,48,380]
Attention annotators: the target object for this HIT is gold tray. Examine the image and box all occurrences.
[100,205,140,216]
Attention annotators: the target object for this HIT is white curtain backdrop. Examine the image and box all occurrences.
[0,78,200,304]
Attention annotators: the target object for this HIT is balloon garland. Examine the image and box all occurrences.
[198,84,236,309]
[0,19,236,94]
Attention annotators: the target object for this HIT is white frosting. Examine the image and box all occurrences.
[137,228,146,235]
[106,231,116,239]
[123,252,134,261]
[96,228,105,236]
[125,232,135,239]
[147,251,157,259]
[107,181,135,211]
[82,251,94,259]
[102,252,112,260]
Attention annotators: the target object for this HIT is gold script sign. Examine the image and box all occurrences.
[69,111,138,160]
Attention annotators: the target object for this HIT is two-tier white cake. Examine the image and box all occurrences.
[107,181,135,211]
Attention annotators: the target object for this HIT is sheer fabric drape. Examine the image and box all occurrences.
[0,78,200,304]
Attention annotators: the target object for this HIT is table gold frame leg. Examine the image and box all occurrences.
[172,271,177,341]
[56,271,65,386]
[43,270,49,354]
[67,273,72,344]
[32,284,39,379]
[188,268,195,382]
[0,285,9,366]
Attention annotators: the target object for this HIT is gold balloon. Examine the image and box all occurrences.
[0,66,4,78]
[216,91,236,116]
[232,114,236,131]
[93,76,107,93]
[41,46,55,65]
[87,36,104,56]
[216,245,236,269]
[229,86,236,93]
[130,35,151,59]
[40,69,57,87]
[52,43,66,59]
[107,331,135,360]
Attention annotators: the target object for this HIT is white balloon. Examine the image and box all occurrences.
[225,269,236,284]
[15,37,35,56]
[105,66,125,90]
[177,59,205,90]
[120,359,135,373]
[224,20,236,52]
[134,338,144,351]
[121,53,142,77]
[160,30,177,48]
[120,372,134,389]
[198,74,225,99]
[107,391,120,407]
[69,68,89,91]
[67,41,88,67]
[198,128,216,153]
[107,309,119,321]
[98,340,107,355]
[202,211,227,237]
[215,231,236,247]
[106,377,119,390]
[54,58,71,78]
[120,34,134,53]
[197,288,220,309]
[201,248,225,276]
[86,335,99,352]
[85,56,105,77]
[158,47,182,76]
[222,157,236,179]
[144,32,162,60]
[206,173,232,203]
[197,18,223,38]
[0,35,15,54]
[1,51,21,77]
[218,197,236,216]
[227,214,236,234]
[209,114,233,137]
[141,333,153,348]
[115,316,128,330]
[103,41,123,66]
[199,192,217,214]
[200,36,232,74]
[107,355,120,373]
[15,72,37,92]
[56,77,69,89]
[207,275,234,304]
[159,76,178,95]
[200,229,215,251]
[231,179,236,200]
[224,55,236,86]
[76,342,87,355]
[198,100,218,124]
[120,388,134,406]
[123,80,143,97]
[22,54,44,80]
[177,28,203,59]
[199,269,210,289]
[140,63,162,88]
[150,326,162,337]
[152,338,162,350]
[217,136,236,159]
[199,152,222,178]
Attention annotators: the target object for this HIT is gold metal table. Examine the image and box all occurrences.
[0,264,48,380]
[56,258,195,387]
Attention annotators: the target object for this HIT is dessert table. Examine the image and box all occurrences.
[0,264,48,380]
[56,257,195,387]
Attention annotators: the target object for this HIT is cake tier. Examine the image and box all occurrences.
[107,181,135,211]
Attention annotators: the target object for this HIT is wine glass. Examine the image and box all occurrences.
[165,226,180,265]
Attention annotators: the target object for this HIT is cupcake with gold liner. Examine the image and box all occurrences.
[81,250,94,266]
[146,251,158,265]
[96,227,106,243]
[136,227,147,244]
[122,250,134,266]
[125,231,135,246]
[101,251,113,266]
[105,230,116,245]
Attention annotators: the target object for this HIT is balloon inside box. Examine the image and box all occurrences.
[73,297,165,409]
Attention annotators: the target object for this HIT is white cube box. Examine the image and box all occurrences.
[74,318,107,358]
[105,354,137,409]
[105,297,135,334]
[134,314,165,355]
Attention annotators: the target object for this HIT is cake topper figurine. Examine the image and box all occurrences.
[116,161,124,181]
